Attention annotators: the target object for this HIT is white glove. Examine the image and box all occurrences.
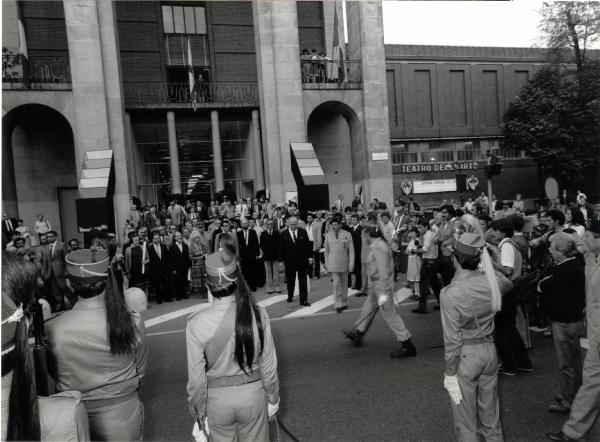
[444,374,462,405]
[192,417,209,442]
[377,294,389,306]
[268,399,280,422]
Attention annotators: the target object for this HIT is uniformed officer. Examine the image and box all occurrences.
[344,214,416,358]
[440,232,512,442]
[187,234,280,442]
[324,213,354,313]
[46,248,148,441]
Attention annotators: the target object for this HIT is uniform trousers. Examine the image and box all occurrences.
[355,286,411,342]
[84,393,144,441]
[331,272,349,308]
[451,342,503,442]
[207,381,269,442]
[264,260,281,292]
[562,345,600,439]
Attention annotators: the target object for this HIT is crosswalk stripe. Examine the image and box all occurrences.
[144,303,211,328]
[257,295,288,308]
[283,289,359,318]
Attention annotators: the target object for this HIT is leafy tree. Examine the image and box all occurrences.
[539,2,600,71]
[502,63,600,185]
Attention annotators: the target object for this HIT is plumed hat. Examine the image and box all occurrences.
[65,248,110,284]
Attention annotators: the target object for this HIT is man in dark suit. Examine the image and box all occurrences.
[43,230,73,311]
[169,231,191,300]
[2,212,18,246]
[237,217,261,291]
[145,205,163,228]
[147,231,172,303]
[279,215,312,306]
[260,218,282,294]
[348,213,363,290]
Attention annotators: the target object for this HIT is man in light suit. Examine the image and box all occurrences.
[237,217,260,291]
[43,230,73,311]
[305,213,322,280]
[325,213,354,313]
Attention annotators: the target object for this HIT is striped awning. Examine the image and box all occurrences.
[290,142,326,186]
[78,150,113,199]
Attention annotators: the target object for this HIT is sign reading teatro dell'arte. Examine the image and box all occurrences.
[399,161,478,174]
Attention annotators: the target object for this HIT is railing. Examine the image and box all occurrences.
[300,58,362,88]
[123,82,259,107]
[2,52,71,86]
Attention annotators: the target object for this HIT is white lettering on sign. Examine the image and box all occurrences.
[413,179,457,194]
[372,152,389,161]
[400,161,477,173]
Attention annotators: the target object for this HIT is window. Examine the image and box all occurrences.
[162,5,207,35]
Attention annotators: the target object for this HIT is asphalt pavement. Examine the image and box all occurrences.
[138,276,587,442]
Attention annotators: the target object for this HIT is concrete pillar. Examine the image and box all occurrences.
[2,128,19,218]
[166,111,181,194]
[211,110,225,193]
[251,109,265,192]
[124,112,137,194]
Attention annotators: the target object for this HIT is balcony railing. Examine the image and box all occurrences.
[300,58,362,89]
[123,82,259,108]
[2,52,71,89]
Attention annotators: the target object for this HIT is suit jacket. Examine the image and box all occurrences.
[279,228,310,268]
[324,230,354,273]
[274,217,286,232]
[237,229,260,263]
[145,212,163,228]
[2,218,17,239]
[305,222,322,251]
[260,229,280,261]
[169,242,191,274]
[349,225,362,260]
[147,242,169,277]
[44,242,66,280]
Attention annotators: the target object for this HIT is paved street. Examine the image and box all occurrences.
[137,275,582,442]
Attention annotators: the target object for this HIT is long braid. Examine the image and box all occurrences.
[234,266,264,373]
[104,266,138,355]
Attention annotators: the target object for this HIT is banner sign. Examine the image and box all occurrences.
[399,161,478,174]
[413,179,457,194]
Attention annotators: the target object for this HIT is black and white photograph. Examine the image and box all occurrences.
[1,0,600,441]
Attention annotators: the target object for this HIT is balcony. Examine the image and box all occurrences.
[2,52,72,91]
[123,81,259,109]
[300,59,362,90]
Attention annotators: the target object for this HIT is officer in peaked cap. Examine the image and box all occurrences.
[46,248,148,441]
[440,232,513,442]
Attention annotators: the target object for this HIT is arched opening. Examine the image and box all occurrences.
[2,104,78,243]
[307,101,365,207]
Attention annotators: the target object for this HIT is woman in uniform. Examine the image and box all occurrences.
[46,243,148,441]
[440,232,512,442]
[187,233,280,442]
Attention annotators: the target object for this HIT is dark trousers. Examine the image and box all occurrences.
[241,259,257,291]
[310,250,321,278]
[494,292,531,370]
[172,270,189,299]
[419,258,441,309]
[351,255,362,289]
[438,255,456,287]
[151,273,170,302]
[285,265,308,304]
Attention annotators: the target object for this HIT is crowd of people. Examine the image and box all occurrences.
[1,187,599,441]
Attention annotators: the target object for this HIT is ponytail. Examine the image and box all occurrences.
[105,266,137,355]
[234,267,264,374]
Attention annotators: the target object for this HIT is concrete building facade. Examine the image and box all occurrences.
[3,0,551,242]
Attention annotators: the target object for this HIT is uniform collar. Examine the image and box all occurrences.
[73,293,106,310]
[213,295,236,304]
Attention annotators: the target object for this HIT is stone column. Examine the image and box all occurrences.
[211,110,225,193]
[167,111,181,194]
[251,110,265,192]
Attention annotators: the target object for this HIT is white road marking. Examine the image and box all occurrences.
[144,302,212,328]
[257,295,288,308]
[282,289,359,318]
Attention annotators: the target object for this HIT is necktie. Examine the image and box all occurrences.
[51,243,55,257]
[244,230,248,245]
[156,244,161,259]
[292,231,296,243]
[6,220,12,231]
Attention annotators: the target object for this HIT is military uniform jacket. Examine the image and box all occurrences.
[366,238,393,294]
[46,294,148,400]
[186,297,279,418]
[440,270,513,376]
[324,230,354,273]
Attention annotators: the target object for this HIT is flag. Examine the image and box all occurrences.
[187,37,195,95]
[16,2,30,87]
[332,2,345,84]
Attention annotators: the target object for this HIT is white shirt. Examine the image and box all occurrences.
[176,242,183,253]
[154,243,161,258]
[421,230,438,260]
[306,223,314,242]
[289,229,297,243]
[499,238,515,269]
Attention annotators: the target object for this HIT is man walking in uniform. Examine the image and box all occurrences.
[441,232,511,442]
[325,213,354,313]
[279,216,312,306]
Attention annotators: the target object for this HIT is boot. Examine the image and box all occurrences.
[391,338,417,358]
[344,329,364,347]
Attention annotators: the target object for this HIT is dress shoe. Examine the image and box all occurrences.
[356,292,367,297]
[301,302,311,307]
[391,339,417,358]
[341,306,348,311]
[157,300,163,305]
[286,298,293,303]
[548,401,571,414]
[336,307,343,314]
[275,289,282,293]
[546,432,578,441]
[181,295,190,300]
[434,305,440,310]
[516,365,534,373]
[344,330,363,347]
[411,307,428,314]
[267,291,274,294]
[164,298,173,302]
[498,366,517,377]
